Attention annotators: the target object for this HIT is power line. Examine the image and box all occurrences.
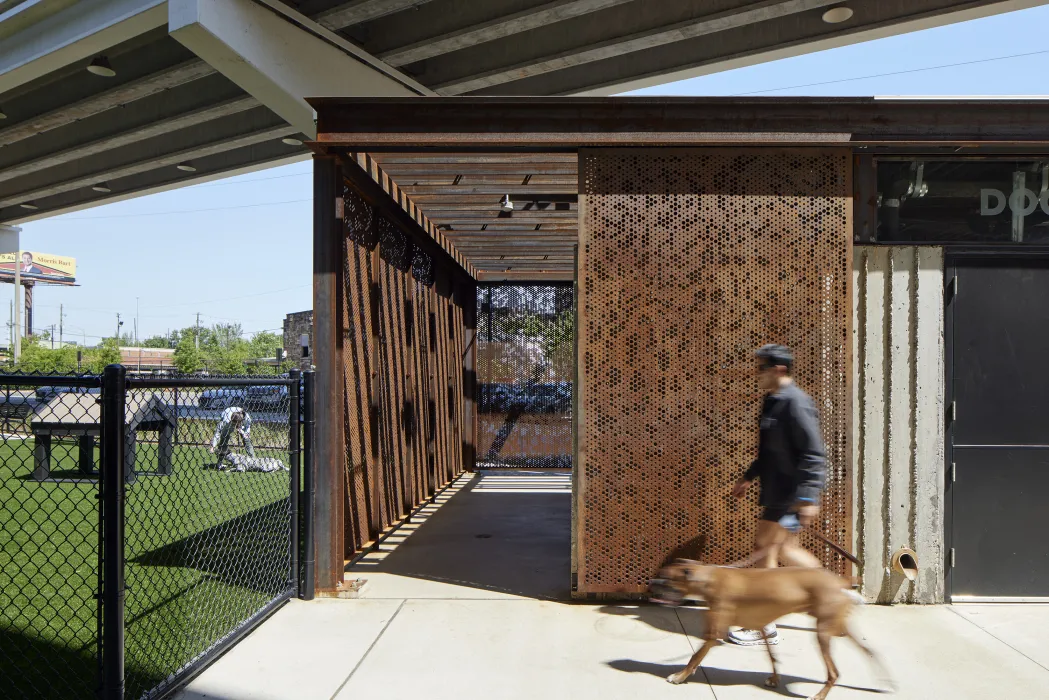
[44,198,311,221]
[188,172,310,189]
[733,48,1049,96]
[144,284,311,309]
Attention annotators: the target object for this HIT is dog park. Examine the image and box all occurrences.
[0,373,304,699]
[5,2,1049,698]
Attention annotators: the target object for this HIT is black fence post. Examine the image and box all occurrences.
[302,370,316,600]
[288,369,301,597]
[100,364,126,700]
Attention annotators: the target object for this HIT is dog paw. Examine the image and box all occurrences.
[666,672,688,685]
[765,675,779,688]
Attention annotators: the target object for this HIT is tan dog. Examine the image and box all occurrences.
[649,560,893,700]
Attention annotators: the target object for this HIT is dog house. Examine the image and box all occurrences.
[31,392,176,482]
[308,97,1049,604]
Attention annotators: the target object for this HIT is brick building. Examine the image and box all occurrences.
[282,310,313,371]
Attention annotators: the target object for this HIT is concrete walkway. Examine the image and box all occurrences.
[177,471,1049,700]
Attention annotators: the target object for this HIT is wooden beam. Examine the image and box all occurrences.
[379,0,636,67]
[341,154,476,282]
[475,271,574,281]
[403,184,578,195]
[428,209,575,217]
[434,0,842,94]
[378,163,577,175]
[397,174,577,186]
[373,153,577,164]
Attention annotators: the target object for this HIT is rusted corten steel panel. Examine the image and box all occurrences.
[575,148,852,597]
[310,97,1049,150]
[341,182,468,557]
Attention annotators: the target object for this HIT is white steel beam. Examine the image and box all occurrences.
[317,0,436,30]
[0,95,258,183]
[0,0,167,95]
[0,58,214,146]
[0,122,295,208]
[436,0,842,94]
[169,0,421,139]
[380,0,636,67]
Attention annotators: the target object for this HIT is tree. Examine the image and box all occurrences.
[173,333,204,374]
[142,335,171,348]
[86,338,123,373]
[211,323,243,350]
[248,331,282,361]
[16,335,78,373]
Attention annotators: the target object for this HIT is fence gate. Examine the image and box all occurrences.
[477,284,574,469]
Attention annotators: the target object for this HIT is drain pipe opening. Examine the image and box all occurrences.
[891,547,919,581]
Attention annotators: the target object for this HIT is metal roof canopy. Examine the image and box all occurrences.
[311,96,1049,282]
[2,0,1047,226]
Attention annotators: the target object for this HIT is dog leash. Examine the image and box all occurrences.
[723,529,861,568]
[805,527,862,566]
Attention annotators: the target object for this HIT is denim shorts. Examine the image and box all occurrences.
[760,506,801,533]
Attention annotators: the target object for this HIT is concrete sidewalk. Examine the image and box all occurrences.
[176,472,1049,700]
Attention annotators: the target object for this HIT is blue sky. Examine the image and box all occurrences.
[16,3,1049,345]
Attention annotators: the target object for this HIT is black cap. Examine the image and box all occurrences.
[755,344,793,370]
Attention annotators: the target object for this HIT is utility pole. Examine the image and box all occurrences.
[49,324,55,349]
[135,297,139,344]
[115,313,123,341]
[195,312,200,350]
[59,303,64,346]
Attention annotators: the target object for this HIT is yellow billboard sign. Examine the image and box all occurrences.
[0,251,76,285]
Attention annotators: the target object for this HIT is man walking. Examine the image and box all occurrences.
[727,344,826,646]
[210,406,256,468]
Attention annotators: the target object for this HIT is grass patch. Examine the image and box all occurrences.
[1,424,293,700]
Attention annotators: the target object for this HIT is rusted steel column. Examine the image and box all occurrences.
[458,279,478,472]
[312,154,346,593]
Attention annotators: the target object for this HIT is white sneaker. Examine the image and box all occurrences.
[727,624,778,646]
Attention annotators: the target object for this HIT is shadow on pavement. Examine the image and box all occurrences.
[349,470,572,600]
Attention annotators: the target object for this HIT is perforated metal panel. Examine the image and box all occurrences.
[477,285,573,469]
[576,149,852,596]
[341,182,467,556]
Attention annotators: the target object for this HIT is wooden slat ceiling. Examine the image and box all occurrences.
[370,152,578,280]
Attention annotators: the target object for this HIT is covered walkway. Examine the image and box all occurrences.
[176,472,1049,700]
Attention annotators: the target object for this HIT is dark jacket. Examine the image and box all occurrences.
[743,382,826,508]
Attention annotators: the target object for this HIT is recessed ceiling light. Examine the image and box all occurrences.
[822,7,853,23]
[92,182,112,193]
[87,55,116,77]
[176,162,197,172]
[281,137,304,146]
[20,201,38,210]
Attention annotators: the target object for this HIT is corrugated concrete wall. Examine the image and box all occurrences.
[852,246,945,604]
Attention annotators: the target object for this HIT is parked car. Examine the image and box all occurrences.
[478,381,572,414]
[34,386,99,401]
[198,387,250,410]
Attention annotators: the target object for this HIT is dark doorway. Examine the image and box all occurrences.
[947,253,1049,599]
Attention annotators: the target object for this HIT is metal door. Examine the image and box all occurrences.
[948,253,1049,600]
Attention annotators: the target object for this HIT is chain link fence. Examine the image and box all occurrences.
[0,375,103,699]
[0,369,313,700]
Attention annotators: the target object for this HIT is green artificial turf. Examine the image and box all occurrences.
[0,422,293,700]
